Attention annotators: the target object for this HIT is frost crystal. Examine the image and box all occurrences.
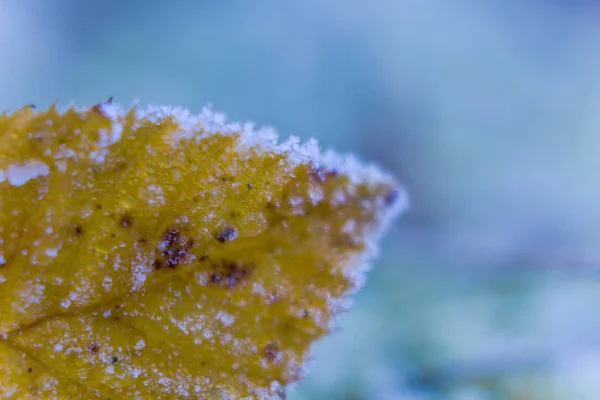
[5,161,49,186]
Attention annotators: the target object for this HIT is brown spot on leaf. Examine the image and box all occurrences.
[335,234,360,249]
[215,226,238,243]
[266,292,281,304]
[165,247,189,268]
[310,166,338,183]
[73,224,84,236]
[210,260,254,288]
[27,367,32,373]
[160,227,180,248]
[263,342,280,362]
[110,356,118,364]
[152,259,164,270]
[153,226,194,269]
[88,343,100,354]
[114,161,128,172]
[91,97,114,116]
[119,213,133,228]
[210,272,223,285]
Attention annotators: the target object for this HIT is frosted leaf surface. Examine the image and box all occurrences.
[0,102,406,399]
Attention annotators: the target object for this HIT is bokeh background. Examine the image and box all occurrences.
[3,1,600,398]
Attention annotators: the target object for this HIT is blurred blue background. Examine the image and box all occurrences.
[3,1,600,398]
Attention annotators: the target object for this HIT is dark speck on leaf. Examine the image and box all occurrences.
[27,367,32,373]
[119,213,133,228]
[88,343,100,354]
[266,292,281,304]
[161,227,180,248]
[110,356,118,364]
[96,204,102,210]
[115,161,128,172]
[263,342,280,362]
[152,259,164,270]
[154,226,193,269]
[73,224,84,236]
[209,260,254,288]
[92,97,114,116]
[215,226,238,243]
[310,166,338,183]
[165,247,189,268]
[210,272,223,284]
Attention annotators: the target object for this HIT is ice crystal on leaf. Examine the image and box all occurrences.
[0,102,406,399]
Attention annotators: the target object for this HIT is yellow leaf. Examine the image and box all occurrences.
[0,102,405,399]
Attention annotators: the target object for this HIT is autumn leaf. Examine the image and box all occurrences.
[0,102,406,399]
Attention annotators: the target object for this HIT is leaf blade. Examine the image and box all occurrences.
[0,103,405,399]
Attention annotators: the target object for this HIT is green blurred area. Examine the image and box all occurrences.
[3,1,600,398]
